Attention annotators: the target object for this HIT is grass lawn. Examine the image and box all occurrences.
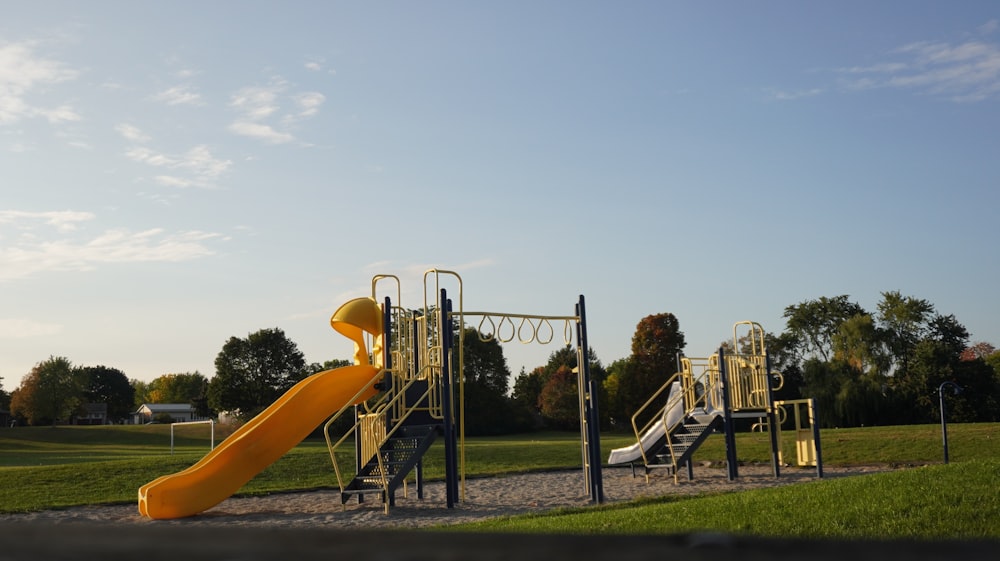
[1,423,998,539]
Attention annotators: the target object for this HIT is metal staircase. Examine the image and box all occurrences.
[340,423,439,509]
[656,413,722,475]
[626,407,722,481]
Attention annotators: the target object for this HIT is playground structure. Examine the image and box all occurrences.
[136,269,818,520]
[608,321,823,483]
[137,268,602,519]
[323,269,604,512]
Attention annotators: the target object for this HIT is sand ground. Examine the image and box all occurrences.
[0,463,890,529]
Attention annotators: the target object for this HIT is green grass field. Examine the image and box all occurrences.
[1,423,998,539]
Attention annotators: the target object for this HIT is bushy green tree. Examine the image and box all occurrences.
[10,357,85,426]
[459,327,523,435]
[602,358,628,427]
[877,291,935,375]
[511,366,546,429]
[781,291,1000,427]
[207,328,307,420]
[147,372,209,403]
[79,365,135,423]
[782,295,866,362]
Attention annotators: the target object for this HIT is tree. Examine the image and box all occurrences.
[511,366,546,429]
[461,327,511,396]
[831,314,889,378]
[9,357,85,426]
[961,342,996,362]
[986,350,1000,380]
[800,358,850,428]
[602,358,628,427]
[537,365,579,430]
[616,313,685,421]
[0,376,10,412]
[306,359,353,375]
[876,291,935,374]
[782,295,866,362]
[131,379,151,407]
[148,373,209,403]
[207,328,307,420]
[147,372,211,417]
[79,366,135,423]
[762,331,804,402]
[458,327,521,435]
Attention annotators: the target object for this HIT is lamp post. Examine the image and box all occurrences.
[938,381,962,464]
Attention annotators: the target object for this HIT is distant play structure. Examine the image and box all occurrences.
[138,269,602,519]
[608,321,823,483]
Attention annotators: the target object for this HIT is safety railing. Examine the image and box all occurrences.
[324,363,442,512]
[629,371,684,469]
[628,356,727,478]
[323,370,387,495]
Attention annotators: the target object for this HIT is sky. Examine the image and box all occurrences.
[2,2,999,392]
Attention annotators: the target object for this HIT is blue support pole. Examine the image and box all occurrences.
[765,352,781,478]
[718,347,738,481]
[576,295,604,503]
[439,289,458,508]
[810,399,824,478]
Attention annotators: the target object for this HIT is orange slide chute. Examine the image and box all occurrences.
[138,297,384,520]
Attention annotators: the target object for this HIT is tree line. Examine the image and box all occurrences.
[2,328,346,426]
[4,290,997,432]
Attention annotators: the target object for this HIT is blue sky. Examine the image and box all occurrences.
[3,2,998,391]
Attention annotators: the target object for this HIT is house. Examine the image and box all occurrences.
[132,403,198,424]
[74,403,108,425]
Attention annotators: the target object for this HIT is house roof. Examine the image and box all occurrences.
[136,403,194,413]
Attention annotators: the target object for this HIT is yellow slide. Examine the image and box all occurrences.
[138,297,385,520]
[137,364,379,519]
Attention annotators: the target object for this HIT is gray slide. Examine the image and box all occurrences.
[608,381,684,465]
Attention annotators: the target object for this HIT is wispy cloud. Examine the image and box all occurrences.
[0,210,94,232]
[0,318,62,339]
[124,144,232,188]
[765,87,823,101]
[228,120,294,144]
[115,123,151,143]
[0,210,228,281]
[290,92,326,119]
[227,78,325,144]
[836,29,1000,102]
[304,58,336,76]
[0,41,80,124]
[150,85,203,106]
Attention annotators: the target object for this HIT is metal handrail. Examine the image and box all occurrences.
[324,363,441,512]
[628,359,724,479]
[629,372,682,468]
[323,370,388,493]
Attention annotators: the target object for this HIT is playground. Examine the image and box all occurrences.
[8,266,995,549]
[136,268,828,521]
